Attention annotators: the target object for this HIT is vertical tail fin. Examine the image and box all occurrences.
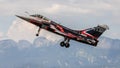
[85,25,109,38]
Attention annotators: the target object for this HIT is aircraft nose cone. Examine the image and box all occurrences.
[15,15,30,21]
[15,15,21,18]
[15,15,40,26]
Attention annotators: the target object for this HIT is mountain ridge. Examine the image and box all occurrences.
[0,36,120,68]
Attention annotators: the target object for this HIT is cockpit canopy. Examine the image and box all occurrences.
[30,14,50,22]
[30,14,43,18]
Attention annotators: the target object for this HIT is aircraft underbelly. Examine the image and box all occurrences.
[43,26,98,46]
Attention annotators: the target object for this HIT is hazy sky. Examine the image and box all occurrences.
[0,0,120,41]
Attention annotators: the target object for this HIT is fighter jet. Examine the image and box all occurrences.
[16,14,109,48]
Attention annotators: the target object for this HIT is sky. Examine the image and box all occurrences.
[0,0,120,41]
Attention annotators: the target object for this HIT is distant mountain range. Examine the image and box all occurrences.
[0,36,120,68]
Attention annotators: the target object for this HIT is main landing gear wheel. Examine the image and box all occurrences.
[65,43,70,48]
[60,41,65,47]
[60,37,70,48]
[60,41,70,48]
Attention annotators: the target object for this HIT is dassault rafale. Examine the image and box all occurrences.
[16,14,109,48]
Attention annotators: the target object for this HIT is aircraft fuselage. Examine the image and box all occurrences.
[16,14,109,48]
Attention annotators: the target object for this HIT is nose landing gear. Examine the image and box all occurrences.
[36,27,41,36]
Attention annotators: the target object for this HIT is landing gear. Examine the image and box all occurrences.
[36,34,39,36]
[60,41,70,48]
[60,37,70,48]
[60,41,65,47]
[36,27,41,36]
[65,42,70,48]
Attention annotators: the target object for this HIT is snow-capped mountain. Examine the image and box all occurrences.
[0,36,120,68]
